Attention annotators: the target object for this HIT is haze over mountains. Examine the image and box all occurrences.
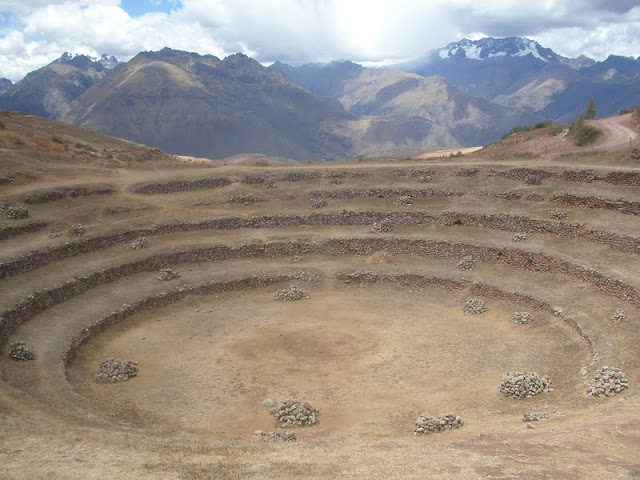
[1,36,638,160]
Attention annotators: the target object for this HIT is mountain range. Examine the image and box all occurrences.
[1,37,638,160]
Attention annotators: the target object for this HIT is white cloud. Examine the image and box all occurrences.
[0,0,638,82]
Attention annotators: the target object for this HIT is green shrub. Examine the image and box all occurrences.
[568,117,602,146]
[51,135,64,144]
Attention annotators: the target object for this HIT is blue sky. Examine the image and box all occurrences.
[120,0,180,17]
[0,1,638,82]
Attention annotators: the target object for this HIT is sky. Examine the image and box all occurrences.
[0,0,639,82]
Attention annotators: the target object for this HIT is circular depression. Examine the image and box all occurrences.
[67,281,590,437]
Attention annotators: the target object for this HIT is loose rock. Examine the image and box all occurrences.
[127,237,148,250]
[511,232,528,242]
[512,311,534,324]
[611,308,627,323]
[69,224,86,236]
[414,413,463,435]
[371,218,394,233]
[587,366,628,397]
[271,400,318,427]
[549,210,569,220]
[310,198,327,209]
[8,341,34,361]
[2,205,29,219]
[252,430,297,442]
[396,195,413,206]
[498,371,552,398]
[157,268,180,281]
[274,285,309,302]
[94,358,138,382]
[463,298,487,314]
[264,179,277,189]
[457,256,476,271]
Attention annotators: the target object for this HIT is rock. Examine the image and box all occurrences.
[8,341,34,361]
[127,237,148,250]
[414,413,463,435]
[511,232,528,242]
[310,198,327,209]
[611,308,627,323]
[498,371,552,398]
[587,366,628,397]
[274,285,309,302]
[264,179,276,189]
[463,298,487,314]
[549,210,569,220]
[2,204,29,219]
[157,268,180,281]
[271,400,318,427]
[457,256,476,271]
[396,195,413,206]
[371,218,394,233]
[69,224,86,235]
[94,358,138,382]
[512,312,534,324]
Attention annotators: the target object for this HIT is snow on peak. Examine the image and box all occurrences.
[437,37,557,62]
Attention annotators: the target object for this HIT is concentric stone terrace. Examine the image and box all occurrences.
[1,127,639,478]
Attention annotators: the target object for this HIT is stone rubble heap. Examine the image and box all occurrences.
[524,174,543,185]
[371,218,394,233]
[94,358,139,382]
[8,341,34,361]
[414,413,464,435]
[127,237,148,250]
[511,232,528,242]
[270,400,319,427]
[522,411,554,422]
[587,366,628,397]
[264,179,277,189]
[463,298,487,314]
[310,198,328,209]
[3,205,29,219]
[396,195,413,206]
[611,308,627,323]
[157,268,180,281]
[549,210,569,220]
[274,285,309,302]
[512,311,534,324]
[69,224,86,236]
[498,371,552,398]
[252,430,297,442]
[456,256,476,271]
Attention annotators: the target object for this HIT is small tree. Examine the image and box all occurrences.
[586,97,596,120]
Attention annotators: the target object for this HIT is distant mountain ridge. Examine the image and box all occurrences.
[399,36,640,123]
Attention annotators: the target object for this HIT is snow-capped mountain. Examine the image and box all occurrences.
[437,37,558,62]
[55,52,120,70]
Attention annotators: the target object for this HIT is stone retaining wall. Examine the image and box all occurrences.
[130,177,231,194]
[0,222,47,240]
[23,185,117,204]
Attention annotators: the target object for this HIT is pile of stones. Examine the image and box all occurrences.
[127,237,148,250]
[611,308,627,323]
[252,430,297,442]
[512,312,534,324]
[270,400,318,427]
[69,224,86,236]
[414,413,463,435]
[511,232,528,242]
[3,205,29,219]
[8,341,34,361]
[329,178,343,185]
[457,256,476,271]
[587,366,628,397]
[549,210,569,220]
[274,285,309,302]
[372,218,394,233]
[396,195,413,206]
[498,371,552,398]
[310,198,327,209]
[463,298,487,314]
[524,174,543,185]
[94,358,139,382]
[264,179,276,189]
[157,268,180,281]
[522,411,553,422]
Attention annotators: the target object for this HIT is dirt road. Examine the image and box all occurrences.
[593,114,639,150]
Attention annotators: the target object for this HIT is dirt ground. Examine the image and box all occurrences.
[0,111,639,479]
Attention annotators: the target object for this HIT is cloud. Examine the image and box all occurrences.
[0,0,638,82]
